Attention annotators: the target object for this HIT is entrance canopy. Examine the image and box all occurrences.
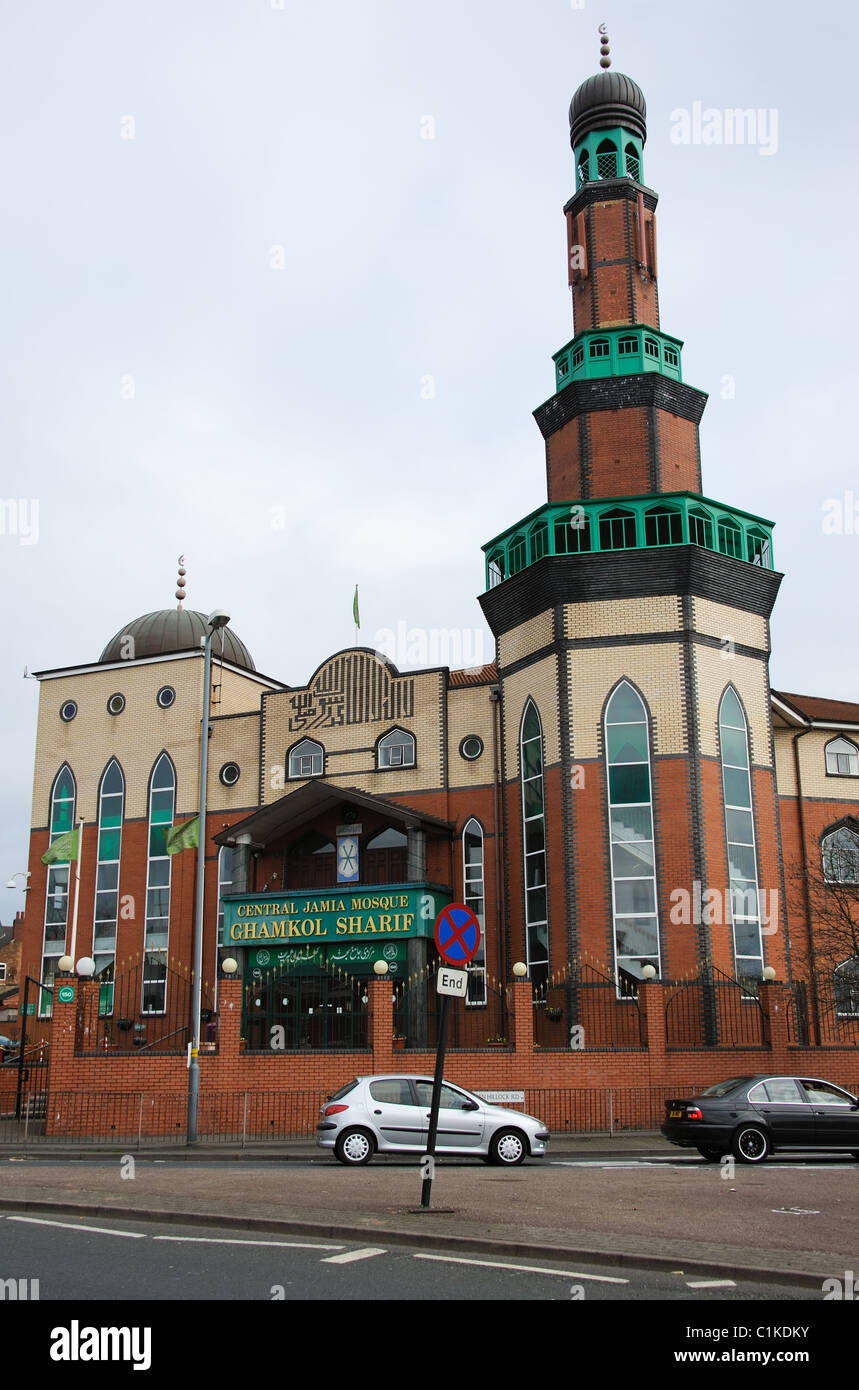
[213,783,453,851]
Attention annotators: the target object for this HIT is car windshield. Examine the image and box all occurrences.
[700,1077,754,1098]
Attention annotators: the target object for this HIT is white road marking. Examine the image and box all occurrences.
[7,1216,145,1238]
[154,1235,343,1249]
[414,1253,628,1284]
[687,1279,737,1289]
[321,1247,388,1264]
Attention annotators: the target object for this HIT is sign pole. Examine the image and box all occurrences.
[420,991,450,1209]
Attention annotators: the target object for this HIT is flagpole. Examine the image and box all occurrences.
[67,818,84,965]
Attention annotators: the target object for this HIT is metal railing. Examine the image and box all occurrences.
[664,966,768,1048]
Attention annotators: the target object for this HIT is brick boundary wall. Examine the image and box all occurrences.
[22,977,859,1137]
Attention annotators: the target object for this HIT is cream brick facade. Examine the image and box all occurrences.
[447,684,498,790]
[499,611,554,667]
[501,656,561,778]
[564,595,682,641]
[692,597,769,653]
[791,730,859,802]
[567,644,687,758]
[693,645,772,766]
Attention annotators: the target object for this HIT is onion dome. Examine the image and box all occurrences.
[569,70,647,148]
[99,610,255,671]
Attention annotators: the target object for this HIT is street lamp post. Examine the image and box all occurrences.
[188,609,230,1145]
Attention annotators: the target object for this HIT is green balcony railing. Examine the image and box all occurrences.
[553,326,683,391]
[483,492,775,591]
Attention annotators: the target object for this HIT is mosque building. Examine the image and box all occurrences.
[16,42,859,1064]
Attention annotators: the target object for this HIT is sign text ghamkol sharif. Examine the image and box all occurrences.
[225,891,440,942]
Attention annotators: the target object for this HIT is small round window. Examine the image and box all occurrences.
[219,762,240,787]
[157,686,176,709]
[60,700,78,723]
[107,693,126,716]
[460,735,484,761]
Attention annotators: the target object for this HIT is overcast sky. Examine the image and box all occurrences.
[3,0,857,915]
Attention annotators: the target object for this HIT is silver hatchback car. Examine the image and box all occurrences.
[317,1074,550,1166]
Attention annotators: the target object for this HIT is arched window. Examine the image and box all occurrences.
[644,506,683,547]
[589,337,610,359]
[719,689,763,981]
[748,528,770,566]
[378,728,416,769]
[643,336,659,359]
[554,511,591,555]
[463,818,487,1005]
[529,521,549,563]
[93,759,125,1017]
[624,143,640,180]
[520,701,548,991]
[605,682,660,990]
[143,754,175,1015]
[834,959,859,1018]
[599,508,637,551]
[288,738,324,779]
[618,334,638,356]
[596,138,617,179]
[822,826,859,884]
[688,508,714,550]
[365,826,408,884]
[488,554,504,588]
[508,534,527,575]
[826,737,859,777]
[717,517,743,559]
[577,150,590,187]
[40,765,76,1016]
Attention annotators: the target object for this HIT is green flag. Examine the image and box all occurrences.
[352,584,360,628]
[41,829,78,865]
[165,816,199,855]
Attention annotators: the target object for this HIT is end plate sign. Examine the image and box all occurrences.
[436,967,468,998]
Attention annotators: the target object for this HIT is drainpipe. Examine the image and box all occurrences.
[791,725,819,1042]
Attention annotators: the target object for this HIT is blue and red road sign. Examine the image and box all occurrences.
[434,903,481,966]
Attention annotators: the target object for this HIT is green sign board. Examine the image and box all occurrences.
[57,985,75,1003]
[246,941,409,979]
[224,885,449,947]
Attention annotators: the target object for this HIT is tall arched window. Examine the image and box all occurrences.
[463,818,487,1005]
[143,754,175,1014]
[93,759,124,1016]
[719,688,763,981]
[40,764,76,1016]
[605,683,660,991]
[217,844,234,947]
[520,701,548,991]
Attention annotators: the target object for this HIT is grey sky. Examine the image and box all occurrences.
[3,0,857,913]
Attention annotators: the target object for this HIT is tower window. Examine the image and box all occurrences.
[596,139,618,179]
[488,555,504,587]
[589,338,610,359]
[644,507,682,547]
[571,344,584,369]
[529,522,549,563]
[717,519,743,559]
[643,337,659,360]
[624,144,640,180]
[599,508,637,551]
[558,357,569,378]
[554,513,591,555]
[577,152,590,187]
[689,509,714,549]
[747,530,770,566]
[508,535,527,575]
[825,737,859,777]
[618,335,638,356]
[664,346,679,369]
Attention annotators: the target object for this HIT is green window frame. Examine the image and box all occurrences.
[599,508,637,551]
[596,139,618,179]
[605,682,660,992]
[520,701,548,993]
[589,338,610,359]
[643,336,659,359]
[529,522,549,563]
[717,518,744,559]
[143,754,175,1014]
[618,335,638,355]
[689,509,714,549]
[572,344,584,368]
[508,535,527,575]
[719,688,763,982]
[40,764,76,1017]
[644,507,683,547]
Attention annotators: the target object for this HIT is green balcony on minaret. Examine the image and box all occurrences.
[574,127,644,187]
[553,327,683,392]
[483,493,775,590]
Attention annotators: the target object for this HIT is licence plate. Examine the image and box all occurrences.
[669,1109,682,1118]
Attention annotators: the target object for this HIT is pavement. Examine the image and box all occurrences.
[2,1133,856,1291]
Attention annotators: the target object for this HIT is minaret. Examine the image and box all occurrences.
[479,38,785,996]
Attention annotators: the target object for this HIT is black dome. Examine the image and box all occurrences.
[569,71,647,148]
[99,609,256,671]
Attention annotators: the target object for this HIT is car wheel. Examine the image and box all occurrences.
[334,1128,375,1166]
[488,1128,527,1166]
[696,1146,724,1161]
[732,1125,769,1164]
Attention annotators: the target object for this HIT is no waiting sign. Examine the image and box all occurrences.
[434,903,481,966]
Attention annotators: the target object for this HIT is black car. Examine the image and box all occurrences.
[661,1074,859,1164]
